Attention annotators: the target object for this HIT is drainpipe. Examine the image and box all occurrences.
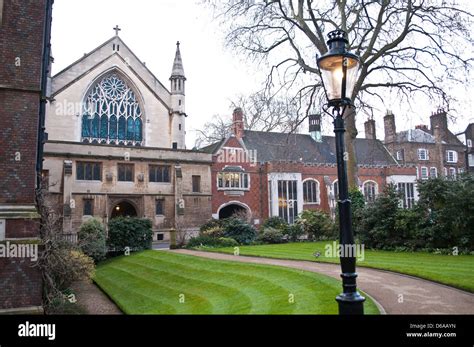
[36,0,54,190]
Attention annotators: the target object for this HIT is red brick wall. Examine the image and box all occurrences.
[0,90,40,204]
[0,0,47,311]
[211,137,417,224]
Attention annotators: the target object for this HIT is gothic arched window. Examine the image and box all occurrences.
[363,181,378,203]
[81,73,143,146]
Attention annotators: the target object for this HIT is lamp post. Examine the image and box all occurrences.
[317,29,365,315]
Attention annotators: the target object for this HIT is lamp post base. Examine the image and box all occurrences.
[336,292,366,315]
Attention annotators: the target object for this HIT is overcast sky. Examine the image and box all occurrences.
[50,0,474,147]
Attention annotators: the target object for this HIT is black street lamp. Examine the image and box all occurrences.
[317,29,365,315]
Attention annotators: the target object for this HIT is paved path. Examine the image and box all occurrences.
[71,281,122,314]
[173,249,474,314]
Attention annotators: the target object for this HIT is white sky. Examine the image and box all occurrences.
[50,0,473,147]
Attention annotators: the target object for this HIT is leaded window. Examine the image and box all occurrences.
[303,179,320,204]
[363,181,377,203]
[81,73,143,146]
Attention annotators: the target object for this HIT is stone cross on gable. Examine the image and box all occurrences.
[113,25,121,36]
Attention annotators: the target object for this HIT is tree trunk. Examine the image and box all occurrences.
[343,106,359,189]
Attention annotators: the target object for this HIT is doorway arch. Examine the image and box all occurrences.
[111,200,138,218]
[217,201,251,220]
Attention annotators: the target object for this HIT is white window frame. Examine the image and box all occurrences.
[217,171,250,191]
[469,154,474,167]
[396,150,403,161]
[418,148,429,161]
[302,179,320,204]
[429,167,437,178]
[397,182,416,209]
[420,166,429,180]
[449,167,457,179]
[362,180,378,203]
[467,139,472,148]
[446,150,458,163]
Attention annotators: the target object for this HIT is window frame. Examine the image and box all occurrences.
[446,150,458,163]
[192,175,201,193]
[76,161,102,181]
[155,199,164,216]
[117,163,134,182]
[418,148,429,161]
[362,180,378,203]
[420,166,429,180]
[83,199,94,216]
[302,179,320,204]
[217,172,250,191]
[149,165,171,183]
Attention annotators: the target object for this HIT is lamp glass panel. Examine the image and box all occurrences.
[319,55,359,102]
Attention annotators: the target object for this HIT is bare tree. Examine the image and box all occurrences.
[204,0,473,187]
[195,90,305,147]
[194,114,233,148]
[35,180,94,311]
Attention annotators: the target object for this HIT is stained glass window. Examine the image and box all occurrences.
[81,73,143,145]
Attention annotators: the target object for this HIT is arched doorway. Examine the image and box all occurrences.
[111,201,137,218]
[218,203,249,220]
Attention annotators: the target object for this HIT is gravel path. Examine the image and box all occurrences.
[71,281,122,315]
[173,249,474,314]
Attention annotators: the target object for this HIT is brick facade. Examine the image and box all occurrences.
[383,109,466,179]
[0,0,51,312]
[205,109,417,226]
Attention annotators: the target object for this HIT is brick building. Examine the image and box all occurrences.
[382,108,467,179]
[0,0,53,312]
[202,108,417,225]
[43,32,212,241]
[459,123,474,173]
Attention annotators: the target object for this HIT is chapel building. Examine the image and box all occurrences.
[43,32,212,241]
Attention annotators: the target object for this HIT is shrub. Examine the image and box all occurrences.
[186,235,238,248]
[261,217,288,233]
[284,223,304,242]
[216,237,239,247]
[257,227,285,244]
[221,217,257,245]
[107,217,153,253]
[201,226,225,238]
[199,219,224,233]
[48,250,95,292]
[78,218,106,263]
[297,210,336,240]
[355,185,401,249]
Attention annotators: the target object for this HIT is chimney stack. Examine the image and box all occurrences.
[383,110,396,144]
[364,119,376,140]
[433,126,444,177]
[232,107,244,139]
[430,108,448,142]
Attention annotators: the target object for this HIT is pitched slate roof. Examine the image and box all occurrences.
[200,138,226,154]
[203,130,397,166]
[396,129,436,143]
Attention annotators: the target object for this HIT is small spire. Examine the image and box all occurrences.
[170,41,185,78]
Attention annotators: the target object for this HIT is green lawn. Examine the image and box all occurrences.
[94,250,379,314]
[205,242,474,292]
